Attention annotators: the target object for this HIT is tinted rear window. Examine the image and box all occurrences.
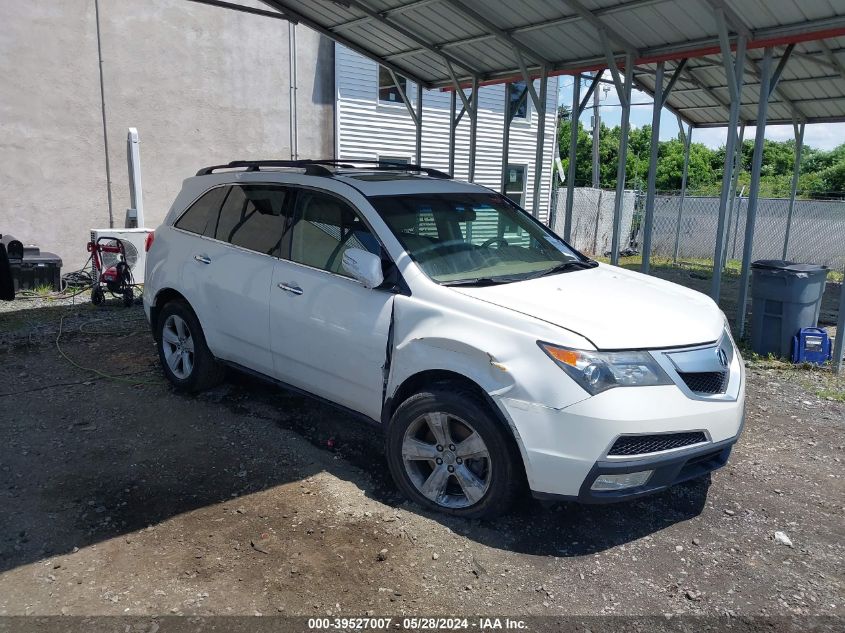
[174,187,229,235]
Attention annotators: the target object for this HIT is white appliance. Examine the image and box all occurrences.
[90,228,151,283]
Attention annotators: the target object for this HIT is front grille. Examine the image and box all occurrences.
[608,432,707,456]
[679,371,728,394]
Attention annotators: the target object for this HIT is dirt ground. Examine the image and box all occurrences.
[0,302,843,624]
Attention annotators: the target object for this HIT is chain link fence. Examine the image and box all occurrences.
[551,187,845,271]
[549,187,637,256]
[642,194,845,270]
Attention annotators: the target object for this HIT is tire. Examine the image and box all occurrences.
[386,386,522,519]
[122,288,134,307]
[91,286,105,306]
[156,300,225,392]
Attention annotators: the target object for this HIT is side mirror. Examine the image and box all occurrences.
[342,248,384,289]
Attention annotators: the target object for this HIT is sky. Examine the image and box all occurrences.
[557,77,844,151]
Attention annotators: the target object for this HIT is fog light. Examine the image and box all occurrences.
[591,470,653,491]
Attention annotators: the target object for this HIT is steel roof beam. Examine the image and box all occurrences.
[669,73,845,94]
[561,0,639,55]
[187,0,295,22]
[263,0,433,88]
[791,48,843,73]
[385,0,664,63]
[694,115,845,127]
[342,0,485,76]
[707,4,808,121]
[442,0,550,67]
[676,94,845,110]
[819,40,845,81]
[331,0,441,33]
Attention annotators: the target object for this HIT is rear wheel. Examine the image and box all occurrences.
[156,300,224,392]
[386,387,522,519]
[91,286,105,305]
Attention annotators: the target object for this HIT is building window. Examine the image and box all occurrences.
[508,82,528,120]
[378,66,406,104]
[504,164,527,209]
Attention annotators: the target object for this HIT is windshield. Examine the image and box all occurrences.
[368,192,590,284]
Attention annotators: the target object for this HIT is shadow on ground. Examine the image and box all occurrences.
[0,320,709,575]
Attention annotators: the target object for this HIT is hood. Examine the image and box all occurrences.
[453,263,724,350]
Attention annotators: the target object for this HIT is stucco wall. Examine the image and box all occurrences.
[0,0,334,270]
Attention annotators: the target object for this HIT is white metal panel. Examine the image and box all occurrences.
[335,45,558,223]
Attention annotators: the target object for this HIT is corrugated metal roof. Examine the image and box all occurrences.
[263,0,845,127]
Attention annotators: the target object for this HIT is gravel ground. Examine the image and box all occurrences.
[0,300,842,626]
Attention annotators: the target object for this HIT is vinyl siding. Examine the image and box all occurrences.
[335,44,559,224]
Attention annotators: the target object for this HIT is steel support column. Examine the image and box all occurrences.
[710,13,746,301]
[609,51,634,265]
[782,120,805,259]
[641,61,664,273]
[673,121,693,262]
[448,89,457,176]
[469,76,478,182]
[415,84,423,165]
[723,122,746,270]
[563,76,582,241]
[736,47,774,337]
[531,69,549,218]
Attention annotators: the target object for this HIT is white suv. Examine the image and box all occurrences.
[143,160,745,518]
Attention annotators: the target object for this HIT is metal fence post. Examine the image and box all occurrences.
[834,270,845,374]
[723,122,746,271]
[782,121,805,259]
[673,122,692,262]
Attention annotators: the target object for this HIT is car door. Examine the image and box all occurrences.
[270,187,395,421]
[181,183,291,377]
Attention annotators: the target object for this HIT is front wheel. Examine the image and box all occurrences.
[386,387,522,519]
[156,300,224,392]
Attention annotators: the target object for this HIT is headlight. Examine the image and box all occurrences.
[538,342,672,395]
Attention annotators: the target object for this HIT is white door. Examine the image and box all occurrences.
[177,183,290,376]
[270,188,395,421]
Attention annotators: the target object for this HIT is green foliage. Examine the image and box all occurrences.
[557,119,845,198]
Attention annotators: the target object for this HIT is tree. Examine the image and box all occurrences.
[556,114,845,199]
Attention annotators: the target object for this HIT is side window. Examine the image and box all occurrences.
[174,187,229,235]
[213,185,290,256]
[289,191,381,276]
[378,66,406,104]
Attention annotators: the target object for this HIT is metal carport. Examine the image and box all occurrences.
[190,0,845,362]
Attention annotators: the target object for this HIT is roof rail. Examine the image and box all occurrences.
[195,159,452,179]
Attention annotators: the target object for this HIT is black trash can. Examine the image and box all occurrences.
[750,260,828,358]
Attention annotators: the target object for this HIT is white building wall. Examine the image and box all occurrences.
[335,45,559,224]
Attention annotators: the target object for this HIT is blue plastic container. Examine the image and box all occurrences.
[791,327,832,365]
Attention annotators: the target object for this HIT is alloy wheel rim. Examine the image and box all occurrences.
[401,412,491,509]
[161,314,195,379]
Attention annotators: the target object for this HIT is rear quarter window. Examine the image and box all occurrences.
[174,186,229,235]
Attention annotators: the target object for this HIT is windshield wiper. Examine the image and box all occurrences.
[440,277,514,287]
[521,259,598,280]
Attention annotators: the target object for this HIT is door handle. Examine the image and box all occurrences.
[193,254,212,264]
[277,282,303,295]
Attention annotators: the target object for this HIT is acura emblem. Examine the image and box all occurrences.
[717,348,729,368]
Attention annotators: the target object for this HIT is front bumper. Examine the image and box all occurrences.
[533,434,738,503]
[495,360,745,501]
